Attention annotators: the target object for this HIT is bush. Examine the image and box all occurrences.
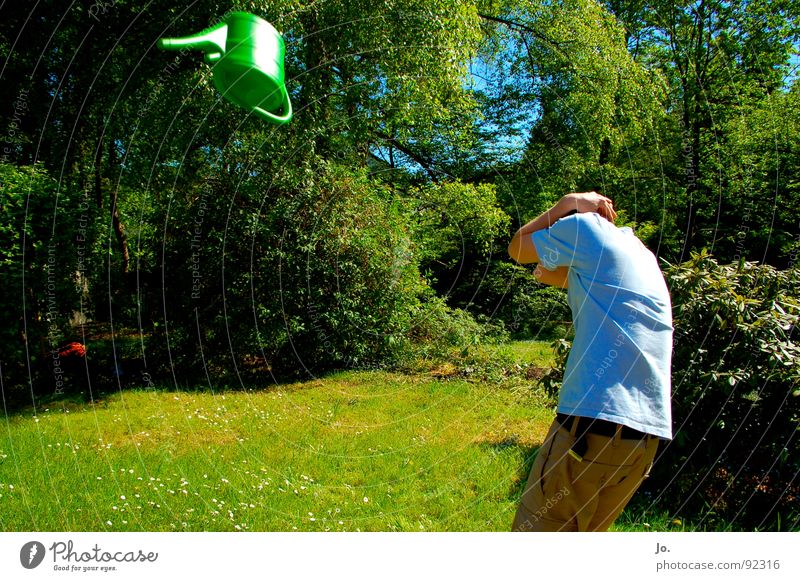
[401,294,507,363]
[653,251,799,530]
[0,163,100,402]
[407,181,510,268]
[147,161,509,383]
[143,161,418,381]
[449,260,572,340]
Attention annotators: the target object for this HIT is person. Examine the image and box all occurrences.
[506,191,673,532]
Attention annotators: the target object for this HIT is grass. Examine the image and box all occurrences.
[496,340,555,367]
[1,369,551,531]
[0,340,687,532]
[612,506,702,532]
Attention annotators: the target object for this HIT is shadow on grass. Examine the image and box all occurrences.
[2,332,330,416]
[482,437,542,502]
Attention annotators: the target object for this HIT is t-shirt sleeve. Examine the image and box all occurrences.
[530,213,597,271]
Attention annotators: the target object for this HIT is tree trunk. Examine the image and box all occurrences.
[94,126,104,208]
[107,137,130,275]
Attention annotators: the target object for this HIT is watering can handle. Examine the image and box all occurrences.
[157,21,228,55]
[251,84,293,125]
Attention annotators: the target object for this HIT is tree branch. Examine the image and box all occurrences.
[373,131,440,182]
[477,12,569,52]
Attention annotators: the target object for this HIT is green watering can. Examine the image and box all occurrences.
[158,12,293,125]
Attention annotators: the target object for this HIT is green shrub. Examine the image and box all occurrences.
[447,260,572,340]
[655,251,799,530]
[0,163,100,401]
[397,294,533,383]
[145,162,411,380]
[539,338,571,398]
[147,161,509,383]
[407,181,510,268]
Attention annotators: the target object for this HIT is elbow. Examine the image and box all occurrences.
[508,236,537,264]
[507,241,518,263]
[508,230,539,264]
[507,233,521,263]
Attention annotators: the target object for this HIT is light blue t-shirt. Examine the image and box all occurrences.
[531,213,673,439]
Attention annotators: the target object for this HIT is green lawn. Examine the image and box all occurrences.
[0,341,689,532]
[498,340,556,367]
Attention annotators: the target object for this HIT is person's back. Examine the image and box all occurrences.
[507,192,674,532]
[533,212,673,439]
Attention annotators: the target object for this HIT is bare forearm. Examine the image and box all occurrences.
[515,196,574,238]
[507,192,616,264]
[508,197,573,263]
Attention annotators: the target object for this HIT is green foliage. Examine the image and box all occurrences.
[408,181,510,266]
[628,0,800,262]
[406,295,495,350]
[136,157,515,386]
[0,0,503,391]
[667,251,800,397]
[478,0,666,203]
[656,251,799,529]
[146,161,421,380]
[284,0,483,132]
[451,260,571,339]
[539,338,571,398]
[402,294,508,366]
[0,163,100,393]
[705,85,800,265]
[481,0,800,267]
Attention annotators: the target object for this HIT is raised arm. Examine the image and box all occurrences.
[507,192,616,264]
[507,192,616,287]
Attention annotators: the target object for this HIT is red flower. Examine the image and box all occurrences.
[59,342,87,358]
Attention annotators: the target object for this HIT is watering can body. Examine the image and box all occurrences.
[158,12,292,125]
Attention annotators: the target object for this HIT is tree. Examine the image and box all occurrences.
[0,1,503,386]
[703,80,800,266]
[618,0,800,261]
[0,163,98,397]
[473,1,665,219]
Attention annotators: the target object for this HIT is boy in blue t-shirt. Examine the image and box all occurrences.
[507,191,673,532]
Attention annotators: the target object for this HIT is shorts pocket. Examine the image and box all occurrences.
[580,434,646,467]
[537,428,578,522]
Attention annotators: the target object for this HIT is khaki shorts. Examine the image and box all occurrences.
[512,417,659,532]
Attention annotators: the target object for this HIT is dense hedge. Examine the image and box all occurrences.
[652,251,799,530]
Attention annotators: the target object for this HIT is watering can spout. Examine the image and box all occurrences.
[157,21,228,55]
